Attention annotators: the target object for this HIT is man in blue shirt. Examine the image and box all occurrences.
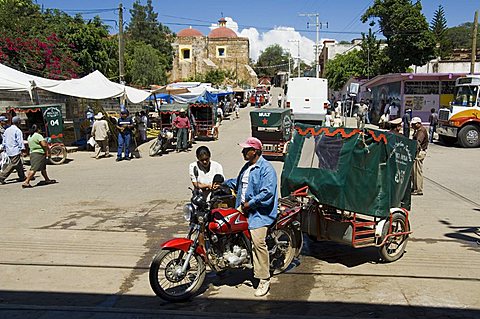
[225,137,278,297]
[0,116,26,184]
[116,110,134,161]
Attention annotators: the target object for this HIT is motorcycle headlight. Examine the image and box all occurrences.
[183,203,194,221]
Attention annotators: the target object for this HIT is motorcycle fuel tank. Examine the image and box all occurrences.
[208,208,249,235]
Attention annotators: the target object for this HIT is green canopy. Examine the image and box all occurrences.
[281,124,417,217]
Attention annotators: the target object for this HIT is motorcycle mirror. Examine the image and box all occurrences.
[194,166,199,179]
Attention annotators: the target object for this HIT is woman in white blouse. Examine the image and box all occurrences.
[189,146,224,191]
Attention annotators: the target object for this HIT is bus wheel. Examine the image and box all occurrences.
[458,125,480,148]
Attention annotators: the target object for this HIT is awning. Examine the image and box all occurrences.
[203,59,217,68]
[245,64,257,77]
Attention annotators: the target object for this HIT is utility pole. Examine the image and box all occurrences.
[288,39,300,77]
[470,10,478,74]
[118,3,125,84]
[300,13,327,78]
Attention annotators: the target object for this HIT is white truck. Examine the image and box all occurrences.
[285,77,329,124]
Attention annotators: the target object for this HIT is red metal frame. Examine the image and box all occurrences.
[290,187,412,248]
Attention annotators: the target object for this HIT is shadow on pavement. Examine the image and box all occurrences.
[0,290,479,319]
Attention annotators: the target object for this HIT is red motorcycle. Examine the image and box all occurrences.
[149,186,303,302]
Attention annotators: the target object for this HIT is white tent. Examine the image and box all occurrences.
[0,63,151,104]
[0,63,60,93]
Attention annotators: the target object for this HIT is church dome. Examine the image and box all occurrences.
[208,17,238,38]
[209,27,237,38]
[177,27,203,37]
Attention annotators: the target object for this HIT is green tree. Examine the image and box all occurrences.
[204,69,226,86]
[446,22,480,50]
[361,0,435,73]
[255,44,290,77]
[358,29,384,78]
[127,0,174,71]
[125,40,166,86]
[324,49,364,91]
[430,5,451,59]
[42,11,117,77]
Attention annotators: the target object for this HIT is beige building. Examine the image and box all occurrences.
[170,17,257,87]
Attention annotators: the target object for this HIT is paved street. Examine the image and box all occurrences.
[0,106,479,319]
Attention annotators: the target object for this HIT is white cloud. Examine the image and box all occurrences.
[210,17,317,65]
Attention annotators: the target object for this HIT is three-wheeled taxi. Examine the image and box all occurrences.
[189,102,218,140]
[250,108,292,158]
[7,104,67,165]
[280,124,416,262]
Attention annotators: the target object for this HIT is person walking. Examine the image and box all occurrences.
[116,110,134,161]
[22,124,56,188]
[0,115,8,144]
[189,146,224,191]
[428,107,438,143]
[173,108,190,152]
[411,117,429,196]
[224,137,278,297]
[356,99,368,129]
[402,108,412,138]
[0,116,26,184]
[91,112,110,159]
[138,111,148,143]
[324,110,333,127]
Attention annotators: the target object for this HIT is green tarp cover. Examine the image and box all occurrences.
[250,108,292,141]
[281,124,417,217]
[9,104,63,143]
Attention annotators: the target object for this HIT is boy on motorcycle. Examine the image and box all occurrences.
[224,137,278,297]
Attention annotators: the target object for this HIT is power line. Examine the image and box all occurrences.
[341,0,374,32]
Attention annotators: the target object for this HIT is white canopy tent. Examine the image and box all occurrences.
[0,63,151,104]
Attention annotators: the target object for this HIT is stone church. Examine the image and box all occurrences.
[170,17,257,87]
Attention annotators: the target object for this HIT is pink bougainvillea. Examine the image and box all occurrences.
[0,32,79,79]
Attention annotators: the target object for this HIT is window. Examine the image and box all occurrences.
[217,46,226,57]
[404,81,439,95]
[440,81,455,94]
[179,46,192,61]
[182,49,190,60]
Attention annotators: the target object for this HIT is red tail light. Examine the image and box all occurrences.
[286,102,290,107]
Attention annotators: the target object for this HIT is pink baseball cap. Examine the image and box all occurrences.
[239,137,262,150]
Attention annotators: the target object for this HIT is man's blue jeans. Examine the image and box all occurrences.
[117,133,131,159]
[176,128,188,150]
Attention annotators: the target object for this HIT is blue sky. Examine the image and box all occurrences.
[35,0,479,62]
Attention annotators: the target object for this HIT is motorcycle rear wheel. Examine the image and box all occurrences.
[149,248,206,302]
[269,228,295,275]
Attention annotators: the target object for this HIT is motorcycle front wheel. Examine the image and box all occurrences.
[268,228,295,275]
[149,139,163,156]
[149,248,206,302]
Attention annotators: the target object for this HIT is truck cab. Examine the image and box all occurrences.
[437,75,480,147]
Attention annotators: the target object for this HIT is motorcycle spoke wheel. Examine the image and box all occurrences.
[268,229,295,275]
[149,249,206,302]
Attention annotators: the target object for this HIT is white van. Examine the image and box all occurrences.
[285,77,329,123]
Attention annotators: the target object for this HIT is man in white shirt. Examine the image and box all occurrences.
[0,116,26,184]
